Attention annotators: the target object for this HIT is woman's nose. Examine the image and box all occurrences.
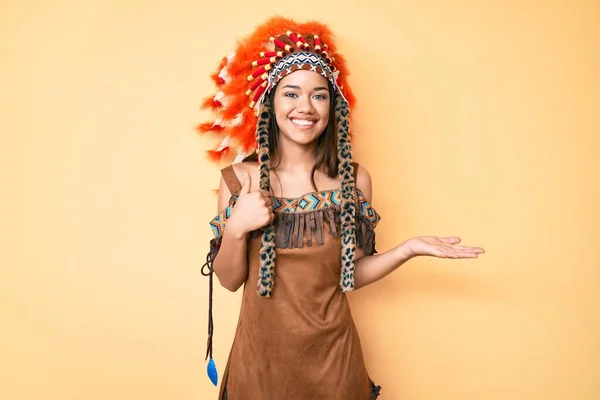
[296,96,314,113]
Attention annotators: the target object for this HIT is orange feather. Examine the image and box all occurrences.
[207,147,230,163]
[196,122,224,135]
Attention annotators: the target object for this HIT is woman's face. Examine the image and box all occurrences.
[272,70,330,147]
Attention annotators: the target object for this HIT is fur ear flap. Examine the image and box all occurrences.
[335,95,357,292]
[256,98,277,297]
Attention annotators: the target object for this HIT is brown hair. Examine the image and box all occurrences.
[243,80,338,191]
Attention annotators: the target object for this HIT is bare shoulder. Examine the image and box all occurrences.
[355,164,373,202]
[216,171,232,213]
[230,161,248,176]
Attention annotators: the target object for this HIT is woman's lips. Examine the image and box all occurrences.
[291,118,316,128]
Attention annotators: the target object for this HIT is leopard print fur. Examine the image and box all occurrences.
[256,99,277,297]
[335,96,357,292]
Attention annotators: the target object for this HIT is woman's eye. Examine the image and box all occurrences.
[284,92,298,98]
[313,94,327,100]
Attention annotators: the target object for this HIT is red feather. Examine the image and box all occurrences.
[207,147,230,162]
[201,96,223,111]
[196,122,225,135]
[210,72,226,86]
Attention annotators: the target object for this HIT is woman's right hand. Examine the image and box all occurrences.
[226,170,275,236]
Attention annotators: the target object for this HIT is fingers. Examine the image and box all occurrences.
[439,237,461,244]
[451,245,485,253]
[438,237,485,257]
[258,192,275,223]
[256,192,274,207]
[258,189,272,198]
[241,182,274,207]
[437,243,484,259]
[439,251,476,259]
[240,171,251,195]
[261,207,276,227]
[446,249,482,259]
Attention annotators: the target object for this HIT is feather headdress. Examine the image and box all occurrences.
[197,16,356,162]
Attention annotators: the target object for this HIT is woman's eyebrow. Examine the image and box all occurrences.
[281,85,329,91]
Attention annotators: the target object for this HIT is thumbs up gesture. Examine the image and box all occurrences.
[227,171,276,236]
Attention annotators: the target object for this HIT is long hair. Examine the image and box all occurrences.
[243,80,339,191]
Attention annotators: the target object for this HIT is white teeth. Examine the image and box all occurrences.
[292,119,315,126]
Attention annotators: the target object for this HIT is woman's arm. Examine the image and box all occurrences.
[211,164,275,292]
[354,243,414,289]
[211,174,249,292]
[352,165,413,289]
[352,166,484,290]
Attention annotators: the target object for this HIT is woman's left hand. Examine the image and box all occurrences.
[404,236,485,259]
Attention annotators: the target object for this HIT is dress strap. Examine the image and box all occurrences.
[221,165,242,194]
[352,162,359,182]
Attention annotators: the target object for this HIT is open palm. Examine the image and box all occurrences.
[405,236,485,259]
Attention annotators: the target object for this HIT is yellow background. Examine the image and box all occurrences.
[1,0,598,399]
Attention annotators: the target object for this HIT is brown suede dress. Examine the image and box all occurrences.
[208,163,382,400]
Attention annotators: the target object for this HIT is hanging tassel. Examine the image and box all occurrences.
[291,214,300,248]
[297,212,305,248]
[201,238,220,386]
[326,208,338,237]
[306,212,315,247]
[315,210,324,246]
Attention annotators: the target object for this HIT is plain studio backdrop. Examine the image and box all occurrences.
[1,1,598,399]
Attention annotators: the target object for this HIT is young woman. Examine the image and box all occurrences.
[199,17,485,400]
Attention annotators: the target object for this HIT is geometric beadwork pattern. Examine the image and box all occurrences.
[273,189,341,213]
[209,196,237,238]
[358,192,381,227]
[208,188,380,238]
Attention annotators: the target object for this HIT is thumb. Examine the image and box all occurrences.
[239,171,251,195]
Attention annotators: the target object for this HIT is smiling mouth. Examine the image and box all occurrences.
[291,119,316,127]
